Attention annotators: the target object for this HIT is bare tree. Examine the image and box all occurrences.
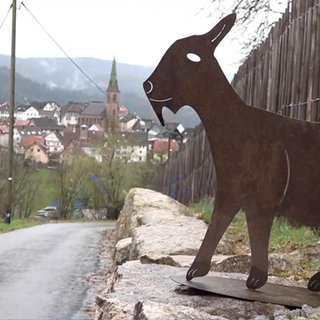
[0,149,38,219]
[58,156,91,219]
[13,168,39,218]
[93,138,129,211]
[89,134,159,212]
[203,0,287,54]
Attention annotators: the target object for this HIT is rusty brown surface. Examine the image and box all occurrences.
[172,275,320,308]
[144,13,320,292]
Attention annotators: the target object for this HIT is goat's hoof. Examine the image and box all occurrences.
[308,272,320,291]
[186,261,210,281]
[246,266,268,290]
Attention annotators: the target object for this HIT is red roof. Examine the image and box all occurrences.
[15,119,30,126]
[153,140,179,153]
[63,128,80,147]
[119,105,129,115]
[20,136,45,148]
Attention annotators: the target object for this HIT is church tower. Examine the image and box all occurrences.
[106,57,120,132]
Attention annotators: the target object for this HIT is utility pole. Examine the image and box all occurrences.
[5,0,17,224]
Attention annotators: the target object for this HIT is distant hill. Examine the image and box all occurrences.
[0,66,95,104]
[0,55,200,127]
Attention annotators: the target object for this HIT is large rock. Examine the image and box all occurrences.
[211,254,293,274]
[96,188,320,320]
[133,300,228,320]
[95,261,294,320]
[115,188,192,241]
[115,188,233,263]
[114,238,132,265]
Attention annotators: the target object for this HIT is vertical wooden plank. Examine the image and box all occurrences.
[311,3,320,121]
[277,9,289,113]
[306,7,316,120]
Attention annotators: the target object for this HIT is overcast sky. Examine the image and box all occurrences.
[0,0,286,77]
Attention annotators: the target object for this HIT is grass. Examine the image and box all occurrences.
[0,218,41,234]
[189,200,214,224]
[32,168,60,212]
[189,201,320,280]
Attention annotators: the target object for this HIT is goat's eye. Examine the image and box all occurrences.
[186,53,201,63]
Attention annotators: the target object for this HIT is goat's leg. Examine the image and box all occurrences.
[308,272,320,291]
[246,211,273,290]
[186,205,239,280]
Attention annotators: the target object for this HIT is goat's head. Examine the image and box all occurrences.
[143,13,236,125]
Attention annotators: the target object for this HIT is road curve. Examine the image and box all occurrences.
[0,222,115,320]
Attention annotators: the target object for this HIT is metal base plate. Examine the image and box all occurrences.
[171,275,320,308]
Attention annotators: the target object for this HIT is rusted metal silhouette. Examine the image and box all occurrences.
[143,13,320,291]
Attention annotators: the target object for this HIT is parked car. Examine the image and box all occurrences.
[35,206,58,219]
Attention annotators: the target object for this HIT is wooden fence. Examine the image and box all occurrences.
[152,0,320,204]
[151,125,216,205]
[233,0,320,121]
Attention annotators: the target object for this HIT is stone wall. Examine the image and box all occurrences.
[95,188,320,320]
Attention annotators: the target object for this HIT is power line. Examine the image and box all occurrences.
[0,4,12,31]
[20,1,106,97]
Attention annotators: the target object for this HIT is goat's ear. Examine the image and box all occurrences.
[205,13,236,50]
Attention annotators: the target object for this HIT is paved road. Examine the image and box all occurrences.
[0,222,115,320]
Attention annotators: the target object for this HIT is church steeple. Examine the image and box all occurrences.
[107,57,119,93]
[106,57,120,132]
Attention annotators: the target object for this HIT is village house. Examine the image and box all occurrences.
[63,123,104,150]
[44,131,64,154]
[38,109,60,124]
[32,101,60,112]
[87,124,104,142]
[0,103,10,120]
[28,118,63,132]
[78,102,106,129]
[24,141,49,164]
[32,101,61,124]
[132,118,160,135]
[113,132,149,163]
[60,102,86,128]
[19,135,46,156]
[13,127,44,153]
[78,123,105,147]
[16,105,39,120]
[152,138,179,163]
[119,114,139,132]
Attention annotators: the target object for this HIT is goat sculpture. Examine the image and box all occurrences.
[143,13,320,291]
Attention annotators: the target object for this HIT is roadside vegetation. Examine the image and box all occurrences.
[0,136,160,222]
[0,218,40,233]
[189,200,320,281]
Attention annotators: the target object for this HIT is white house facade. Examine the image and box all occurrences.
[44,132,64,154]
[116,144,147,162]
[16,106,40,120]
